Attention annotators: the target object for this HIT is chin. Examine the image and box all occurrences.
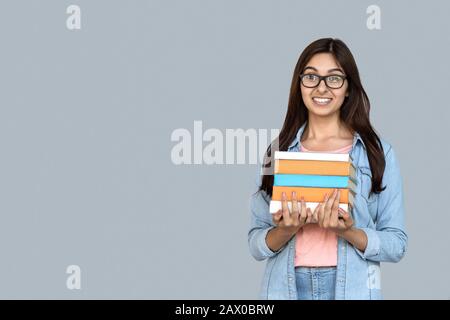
[308,106,338,117]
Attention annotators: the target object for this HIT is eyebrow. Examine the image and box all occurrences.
[303,66,345,74]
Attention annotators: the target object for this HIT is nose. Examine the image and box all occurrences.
[316,79,329,93]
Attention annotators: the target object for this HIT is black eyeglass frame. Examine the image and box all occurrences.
[299,74,347,89]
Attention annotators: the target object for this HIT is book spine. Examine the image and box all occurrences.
[270,201,351,214]
[274,174,355,189]
[275,159,355,177]
[274,151,350,162]
[272,186,354,203]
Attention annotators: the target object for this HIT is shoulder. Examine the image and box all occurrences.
[377,136,401,175]
[354,135,398,171]
[378,137,393,158]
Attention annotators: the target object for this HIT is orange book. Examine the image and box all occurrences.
[272,186,355,204]
[275,159,356,178]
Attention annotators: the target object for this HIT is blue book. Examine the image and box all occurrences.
[274,174,357,192]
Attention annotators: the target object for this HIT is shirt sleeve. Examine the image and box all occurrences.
[354,146,408,263]
[247,166,285,261]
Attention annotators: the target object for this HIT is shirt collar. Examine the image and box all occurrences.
[287,122,366,151]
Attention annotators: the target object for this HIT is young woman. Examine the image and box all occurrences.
[248,38,407,300]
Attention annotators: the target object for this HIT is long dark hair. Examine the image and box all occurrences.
[259,38,386,197]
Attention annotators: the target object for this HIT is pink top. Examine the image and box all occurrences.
[295,141,353,267]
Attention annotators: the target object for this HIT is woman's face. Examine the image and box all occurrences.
[300,53,349,118]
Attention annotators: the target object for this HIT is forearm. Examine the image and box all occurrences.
[336,227,368,252]
[356,228,408,262]
[266,227,295,252]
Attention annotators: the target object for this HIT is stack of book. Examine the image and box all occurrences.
[270,151,357,216]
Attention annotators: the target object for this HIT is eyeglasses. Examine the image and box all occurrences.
[299,73,347,89]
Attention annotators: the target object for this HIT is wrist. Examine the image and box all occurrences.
[336,226,355,238]
[275,226,297,238]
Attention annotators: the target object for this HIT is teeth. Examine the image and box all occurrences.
[313,97,332,104]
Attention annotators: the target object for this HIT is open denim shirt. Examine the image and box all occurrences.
[248,123,408,299]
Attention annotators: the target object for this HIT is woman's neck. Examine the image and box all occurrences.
[303,115,353,142]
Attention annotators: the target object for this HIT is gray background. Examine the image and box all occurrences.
[0,0,448,299]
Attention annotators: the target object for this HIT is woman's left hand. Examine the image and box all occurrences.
[316,188,354,234]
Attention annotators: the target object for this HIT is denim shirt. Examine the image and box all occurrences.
[248,123,408,300]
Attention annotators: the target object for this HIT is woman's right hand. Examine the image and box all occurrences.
[272,191,315,235]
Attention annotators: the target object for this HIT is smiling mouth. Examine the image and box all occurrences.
[312,97,333,105]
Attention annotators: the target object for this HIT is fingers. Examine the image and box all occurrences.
[277,189,347,229]
[339,209,354,228]
[311,209,318,223]
[326,189,339,227]
[291,191,300,222]
[278,191,346,229]
[305,207,312,224]
[341,211,350,220]
[314,200,322,225]
[307,208,313,223]
[321,189,338,228]
[281,192,290,223]
[325,189,337,213]
[311,203,319,223]
[272,209,282,225]
[299,196,307,225]
[329,189,340,228]
[318,191,329,227]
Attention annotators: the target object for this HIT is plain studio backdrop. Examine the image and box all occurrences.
[0,0,448,299]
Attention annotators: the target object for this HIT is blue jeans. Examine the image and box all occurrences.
[295,266,337,300]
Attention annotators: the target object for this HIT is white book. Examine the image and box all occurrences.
[270,200,351,215]
[274,151,352,162]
